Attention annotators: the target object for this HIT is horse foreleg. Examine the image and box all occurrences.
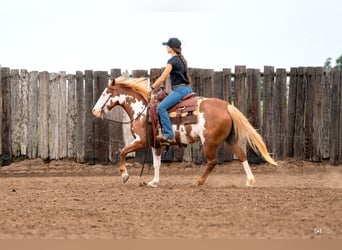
[230,143,255,187]
[119,139,145,184]
[146,147,162,188]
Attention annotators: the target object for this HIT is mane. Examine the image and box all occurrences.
[114,75,150,101]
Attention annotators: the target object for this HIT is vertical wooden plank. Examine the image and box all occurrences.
[20,69,29,156]
[322,69,331,159]
[222,68,232,103]
[330,68,340,165]
[94,71,109,164]
[108,68,123,164]
[59,72,67,159]
[339,69,342,164]
[67,74,77,159]
[273,68,287,159]
[1,67,12,166]
[84,70,95,164]
[304,67,315,161]
[263,66,275,155]
[222,68,233,162]
[311,67,324,162]
[75,71,85,163]
[27,71,39,159]
[10,69,20,156]
[49,73,59,159]
[132,70,148,78]
[203,69,214,98]
[286,67,297,157]
[234,66,247,113]
[246,69,262,163]
[38,71,50,160]
[0,65,2,155]
[293,67,306,159]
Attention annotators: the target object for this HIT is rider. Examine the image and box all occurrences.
[150,37,193,145]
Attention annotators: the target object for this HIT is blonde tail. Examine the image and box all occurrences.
[227,104,277,165]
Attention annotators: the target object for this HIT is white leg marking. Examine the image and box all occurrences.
[242,160,255,187]
[147,148,161,187]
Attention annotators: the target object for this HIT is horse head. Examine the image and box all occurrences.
[92,79,118,118]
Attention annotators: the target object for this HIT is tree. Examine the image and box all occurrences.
[335,55,342,69]
[324,55,342,69]
[324,57,332,69]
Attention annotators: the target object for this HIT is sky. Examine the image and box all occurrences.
[0,0,341,74]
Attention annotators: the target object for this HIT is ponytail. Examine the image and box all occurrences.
[178,53,192,85]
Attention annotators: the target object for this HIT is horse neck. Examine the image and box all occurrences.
[115,88,147,121]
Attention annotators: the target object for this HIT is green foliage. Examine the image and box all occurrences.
[324,55,342,69]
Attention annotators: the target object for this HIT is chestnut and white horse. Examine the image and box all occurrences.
[92,75,276,187]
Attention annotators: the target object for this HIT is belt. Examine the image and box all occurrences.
[172,83,188,89]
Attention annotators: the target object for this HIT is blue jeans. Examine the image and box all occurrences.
[157,85,192,139]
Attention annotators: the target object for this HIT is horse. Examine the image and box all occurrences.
[92,75,277,187]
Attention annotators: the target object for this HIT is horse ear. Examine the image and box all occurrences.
[108,79,115,88]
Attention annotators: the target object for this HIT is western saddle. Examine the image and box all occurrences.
[148,88,200,146]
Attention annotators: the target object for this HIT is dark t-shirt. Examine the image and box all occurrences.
[167,56,189,86]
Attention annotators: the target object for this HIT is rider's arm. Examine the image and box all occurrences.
[151,64,172,89]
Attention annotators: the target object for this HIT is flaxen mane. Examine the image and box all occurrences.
[114,75,150,101]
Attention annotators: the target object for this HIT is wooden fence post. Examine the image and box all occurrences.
[108,68,123,164]
[304,67,315,161]
[330,68,341,165]
[322,69,332,159]
[234,66,247,113]
[49,73,59,159]
[58,72,67,159]
[312,67,324,162]
[84,70,95,164]
[38,71,50,160]
[76,71,85,163]
[263,66,275,155]
[10,69,21,156]
[286,68,297,157]
[67,74,77,159]
[1,67,11,166]
[27,71,38,159]
[273,68,287,159]
[246,68,262,163]
[94,71,109,164]
[293,67,306,159]
[339,69,342,164]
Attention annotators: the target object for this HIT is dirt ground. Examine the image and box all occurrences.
[0,157,341,239]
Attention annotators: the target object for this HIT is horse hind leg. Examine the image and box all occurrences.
[229,143,256,187]
[195,143,218,186]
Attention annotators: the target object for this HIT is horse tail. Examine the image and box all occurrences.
[227,104,277,165]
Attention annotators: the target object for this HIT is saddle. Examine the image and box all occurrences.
[148,88,199,145]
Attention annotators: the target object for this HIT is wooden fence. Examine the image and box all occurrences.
[1,65,342,166]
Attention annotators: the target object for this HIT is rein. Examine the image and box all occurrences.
[103,104,148,124]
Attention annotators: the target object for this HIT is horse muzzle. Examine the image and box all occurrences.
[92,107,104,119]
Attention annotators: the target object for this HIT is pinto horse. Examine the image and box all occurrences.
[92,75,277,187]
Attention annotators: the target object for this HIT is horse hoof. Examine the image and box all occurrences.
[146,181,158,188]
[246,178,256,187]
[122,174,129,184]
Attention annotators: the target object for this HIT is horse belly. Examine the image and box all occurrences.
[173,113,205,145]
